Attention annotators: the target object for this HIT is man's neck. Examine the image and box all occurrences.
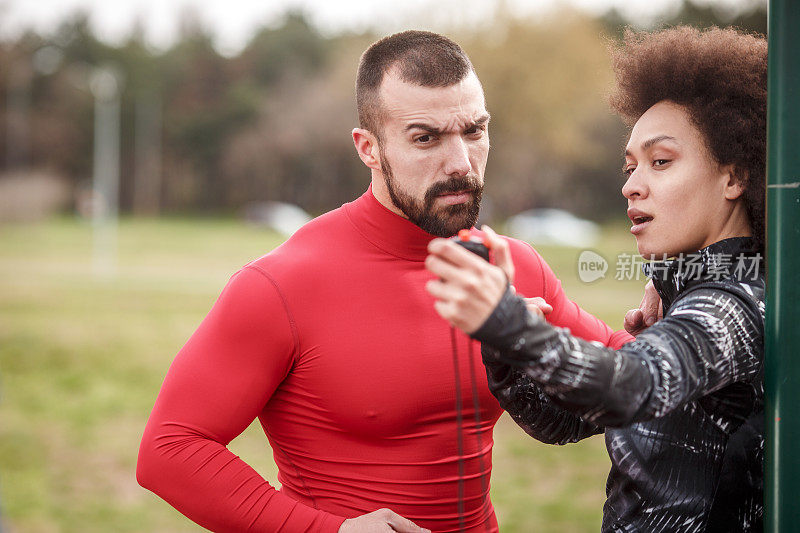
[370,175,407,219]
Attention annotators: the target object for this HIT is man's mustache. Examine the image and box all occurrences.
[425,176,482,202]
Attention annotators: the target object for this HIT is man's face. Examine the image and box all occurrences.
[373,69,490,237]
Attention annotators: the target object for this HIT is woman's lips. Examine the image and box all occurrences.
[627,208,653,235]
[630,217,653,235]
[631,220,651,235]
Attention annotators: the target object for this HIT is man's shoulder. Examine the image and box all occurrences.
[495,234,546,272]
[248,203,353,273]
[479,232,549,296]
[501,234,539,255]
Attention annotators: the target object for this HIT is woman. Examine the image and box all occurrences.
[425,26,766,532]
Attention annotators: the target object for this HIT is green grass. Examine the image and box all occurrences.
[0,216,644,532]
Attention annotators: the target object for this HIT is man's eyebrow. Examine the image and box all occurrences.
[624,134,678,157]
[472,113,491,126]
[405,123,441,134]
[404,113,491,134]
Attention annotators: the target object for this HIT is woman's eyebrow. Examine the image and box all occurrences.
[624,134,679,157]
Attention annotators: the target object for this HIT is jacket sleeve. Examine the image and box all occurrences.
[136,266,346,533]
[483,239,631,442]
[475,284,764,428]
[507,238,633,350]
[483,348,603,444]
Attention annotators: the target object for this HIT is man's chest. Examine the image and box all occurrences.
[269,265,500,437]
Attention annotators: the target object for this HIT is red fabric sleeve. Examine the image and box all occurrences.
[508,239,633,350]
[137,266,346,533]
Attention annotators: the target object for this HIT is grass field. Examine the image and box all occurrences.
[0,216,644,532]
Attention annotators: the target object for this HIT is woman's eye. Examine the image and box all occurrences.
[653,159,670,167]
[623,166,635,176]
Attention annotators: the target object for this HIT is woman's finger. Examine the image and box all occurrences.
[425,278,463,302]
[624,308,644,335]
[482,225,515,284]
[427,237,489,272]
[425,254,479,284]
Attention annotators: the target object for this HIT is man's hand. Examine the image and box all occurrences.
[338,508,431,533]
[624,280,662,336]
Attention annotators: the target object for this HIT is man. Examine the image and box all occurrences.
[137,30,633,532]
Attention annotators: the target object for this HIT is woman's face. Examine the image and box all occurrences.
[622,100,747,258]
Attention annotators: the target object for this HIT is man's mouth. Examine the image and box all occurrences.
[436,190,473,205]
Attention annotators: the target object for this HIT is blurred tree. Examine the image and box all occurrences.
[602,0,767,35]
[157,10,333,212]
[0,2,767,221]
[159,13,242,211]
[118,28,163,215]
[237,11,328,86]
[219,32,374,215]
[663,0,766,34]
[464,11,629,221]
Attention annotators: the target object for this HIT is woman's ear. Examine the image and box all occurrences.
[722,164,747,201]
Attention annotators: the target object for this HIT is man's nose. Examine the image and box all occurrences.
[443,137,472,177]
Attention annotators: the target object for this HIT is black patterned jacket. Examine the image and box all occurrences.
[475,237,765,532]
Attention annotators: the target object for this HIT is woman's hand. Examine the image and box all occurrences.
[485,226,552,319]
[426,225,544,334]
[624,280,662,336]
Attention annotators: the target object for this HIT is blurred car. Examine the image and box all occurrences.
[506,208,600,248]
[243,201,312,237]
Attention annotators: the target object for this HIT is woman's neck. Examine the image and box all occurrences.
[699,200,752,251]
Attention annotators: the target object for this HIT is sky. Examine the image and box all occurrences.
[0,0,758,56]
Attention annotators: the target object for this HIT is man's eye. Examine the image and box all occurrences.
[465,126,484,136]
[416,135,433,143]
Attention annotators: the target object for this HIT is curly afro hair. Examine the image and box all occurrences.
[609,26,767,252]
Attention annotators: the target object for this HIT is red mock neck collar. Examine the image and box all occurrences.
[344,185,438,262]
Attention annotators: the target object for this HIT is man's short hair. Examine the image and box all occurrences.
[356,30,475,139]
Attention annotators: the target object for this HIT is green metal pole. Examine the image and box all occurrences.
[766,1,800,530]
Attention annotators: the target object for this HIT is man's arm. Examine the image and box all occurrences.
[137,266,346,532]
[511,239,632,349]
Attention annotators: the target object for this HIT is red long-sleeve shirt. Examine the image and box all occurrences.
[137,187,632,532]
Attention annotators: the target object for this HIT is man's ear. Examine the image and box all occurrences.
[721,165,747,201]
[352,128,381,171]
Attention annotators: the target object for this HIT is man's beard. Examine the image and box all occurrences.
[379,149,483,238]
